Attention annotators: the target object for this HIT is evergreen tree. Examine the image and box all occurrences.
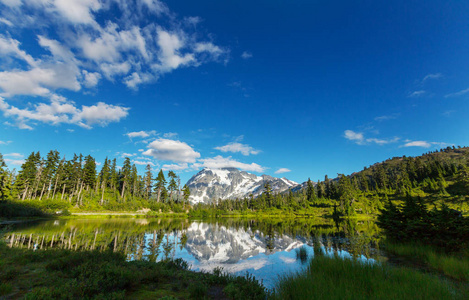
[144,164,153,200]
[182,184,191,208]
[167,170,178,203]
[306,178,316,204]
[0,153,10,201]
[154,170,167,203]
[83,155,97,189]
[120,157,132,200]
[264,182,273,207]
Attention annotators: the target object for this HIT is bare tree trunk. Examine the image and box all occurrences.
[39,183,46,201]
[46,178,52,199]
[100,181,105,205]
[61,184,66,201]
[121,181,126,201]
[21,185,29,201]
[52,177,59,199]
[77,182,84,206]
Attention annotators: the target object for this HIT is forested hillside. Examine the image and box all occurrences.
[192,146,469,217]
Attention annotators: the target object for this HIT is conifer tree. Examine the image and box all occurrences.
[306,178,316,204]
[144,164,153,200]
[167,170,178,203]
[83,155,97,189]
[120,157,132,200]
[182,184,191,208]
[264,182,273,207]
[154,170,167,203]
[0,153,10,201]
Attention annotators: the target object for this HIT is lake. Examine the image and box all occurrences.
[3,217,384,289]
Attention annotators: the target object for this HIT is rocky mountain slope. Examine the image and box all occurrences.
[186,167,298,204]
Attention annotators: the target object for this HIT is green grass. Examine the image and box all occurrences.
[0,239,266,299]
[272,254,467,300]
[385,241,469,281]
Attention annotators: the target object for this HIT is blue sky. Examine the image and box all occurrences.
[0,0,468,184]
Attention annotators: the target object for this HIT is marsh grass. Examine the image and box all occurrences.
[295,246,309,264]
[385,241,469,281]
[272,255,467,299]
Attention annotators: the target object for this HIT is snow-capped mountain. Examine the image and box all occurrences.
[186,167,299,204]
[185,222,305,265]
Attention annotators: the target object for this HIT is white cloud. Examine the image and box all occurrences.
[4,152,23,158]
[366,137,400,145]
[4,158,25,166]
[133,160,155,166]
[0,96,129,129]
[82,70,101,88]
[121,153,135,157]
[184,16,202,26]
[73,101,129,127]
[402,141,431,148]
[241,51,252,59]
[215,142,260,156]
[194,42,224,58]
[421,73,442,83]
[154,28,195,72]
[445,87,469,98]
[344,130,364,144]
[193,155,265,173]
[0,35,36,66]
[38,35,76,63]
[31,0,102,25]
[140,0,169,15]
[0,17,13,26]
[0,140,12,145]
[143,138,200,163]
[401,140,448,148]
[344,130,400,146]
[163,132,178,138]
[162,163,188,171]
[1,0,22,8]
[408,90,425,97]
[374,114,399,121]
[275,168,291,174]
[0,0,228,101]
[125,130,156,139]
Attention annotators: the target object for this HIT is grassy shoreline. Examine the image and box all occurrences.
[0,239,267,299]
[272,254,468,300]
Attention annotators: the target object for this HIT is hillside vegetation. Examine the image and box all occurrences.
[192,146,469,218]
[1,146,468,219]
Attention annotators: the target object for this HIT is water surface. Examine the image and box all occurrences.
[4,217,383,289]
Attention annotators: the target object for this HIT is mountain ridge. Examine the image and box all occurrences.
[186,167,299,204]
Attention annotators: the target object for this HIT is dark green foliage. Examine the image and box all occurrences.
[0,200,48,218]
[188,282,207,299]
[378,196,469,251]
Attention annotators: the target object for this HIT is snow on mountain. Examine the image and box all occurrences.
[186,167,299,204]
[184,222,305,265]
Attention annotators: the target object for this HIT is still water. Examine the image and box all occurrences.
[4,218,384,289]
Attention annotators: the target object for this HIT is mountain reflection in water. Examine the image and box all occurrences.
[4,218,383,289]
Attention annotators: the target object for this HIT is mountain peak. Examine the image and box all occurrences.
[186,168,298,204]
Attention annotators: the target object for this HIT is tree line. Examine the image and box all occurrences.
[0,150,190,212]
[192,146,469,216]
